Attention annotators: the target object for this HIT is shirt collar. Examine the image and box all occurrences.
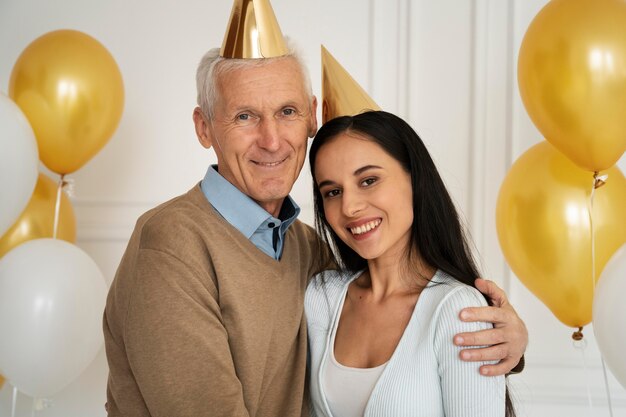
[200,165,300,238]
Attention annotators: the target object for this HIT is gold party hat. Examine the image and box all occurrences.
[220,0,289,58]
[321,45,380,123]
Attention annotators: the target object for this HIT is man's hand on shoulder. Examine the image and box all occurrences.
[453,278,528,376]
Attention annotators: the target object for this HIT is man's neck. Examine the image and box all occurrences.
[257,199,285,218]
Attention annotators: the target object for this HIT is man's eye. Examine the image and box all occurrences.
[282,108,296,116]
[237,114,250,121]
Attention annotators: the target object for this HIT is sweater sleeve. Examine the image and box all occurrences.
[433,286,506,417]
[120,248,250,417]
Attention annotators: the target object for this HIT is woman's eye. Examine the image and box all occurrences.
[361,177,377,187]
[324,189,341,198]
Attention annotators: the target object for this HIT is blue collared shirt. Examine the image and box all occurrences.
[200,165,300,260]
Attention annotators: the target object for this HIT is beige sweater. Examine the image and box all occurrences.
[104,185,324,417]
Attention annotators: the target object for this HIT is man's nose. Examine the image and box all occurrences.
[257,118,281,152]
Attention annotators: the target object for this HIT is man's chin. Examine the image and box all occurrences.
[247,181,293,206]
[257,177,296,195]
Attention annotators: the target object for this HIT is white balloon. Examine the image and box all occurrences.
[0,92,39,238]
[593,244,626,389]
[0,238,107,398]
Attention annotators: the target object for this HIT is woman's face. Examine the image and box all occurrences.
[314,131,414,264]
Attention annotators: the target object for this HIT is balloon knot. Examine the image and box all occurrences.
[593,172,608,189]
[62,177,75,197]
[572,326,584,341]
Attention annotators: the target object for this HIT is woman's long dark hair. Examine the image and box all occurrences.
[309,110,515,417]
[310,110,480,287]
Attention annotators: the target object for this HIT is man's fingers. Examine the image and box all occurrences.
[454,328,505,347]
[458,278,528,377]
[459,305,513,324]
[458,344,508,363]
[479,359,518,377]
[474,278,508,308]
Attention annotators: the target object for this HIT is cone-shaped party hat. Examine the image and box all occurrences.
[220,0,289,58]
[321,45,380,123]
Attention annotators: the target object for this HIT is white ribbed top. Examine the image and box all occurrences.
[305,270,506,417]
[324,297,388,417]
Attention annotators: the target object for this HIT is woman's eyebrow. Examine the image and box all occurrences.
[353,165,382,176]
[317,165,383,189]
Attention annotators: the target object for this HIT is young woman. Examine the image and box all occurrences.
[305,111,513,417]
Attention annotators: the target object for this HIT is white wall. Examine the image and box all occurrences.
[0,0,624,415]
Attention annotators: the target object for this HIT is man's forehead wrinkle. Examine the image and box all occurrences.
[219,59,305,90]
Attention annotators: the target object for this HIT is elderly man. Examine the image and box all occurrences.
[103,1,527,416]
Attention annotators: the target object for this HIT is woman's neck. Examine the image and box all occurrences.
[361,253,435,301]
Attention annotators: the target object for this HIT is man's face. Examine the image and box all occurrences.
[194,57,317,216]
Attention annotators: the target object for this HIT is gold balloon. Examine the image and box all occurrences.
[496,142,626,328]
[518,0,626,172]
[0,174,76,258]
[9,30,124,174]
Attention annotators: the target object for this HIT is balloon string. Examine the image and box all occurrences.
[588,172,607,294]
[573,335,593,410]
[11,386,17,417]
[588,173,596,305]
[53,174,66,239]
[601,357,615,417]
[588,172,614,417]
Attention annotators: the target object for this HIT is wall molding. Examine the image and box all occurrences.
[370,0,410,115]
[468,0,516,289]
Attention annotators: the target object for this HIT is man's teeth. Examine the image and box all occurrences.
[350,219,381,235]
[258,161,281,166]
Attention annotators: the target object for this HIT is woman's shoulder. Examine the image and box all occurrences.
[427,272,495,353]
[427,271,489,311]
[423,271,494,340]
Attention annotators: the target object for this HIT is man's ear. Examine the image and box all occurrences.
[193,107,213,149]
[308,96,319,138]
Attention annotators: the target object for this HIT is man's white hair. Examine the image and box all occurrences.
[195,38,313,119]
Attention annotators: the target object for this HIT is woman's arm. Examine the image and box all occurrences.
[434,286,507,417]
[454,278,527,376]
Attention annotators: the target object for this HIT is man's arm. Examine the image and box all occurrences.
[453,278,528,376]
[106,247,251,417]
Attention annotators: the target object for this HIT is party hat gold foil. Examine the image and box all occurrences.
[321,45,380,123]
[220,0,289,58]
